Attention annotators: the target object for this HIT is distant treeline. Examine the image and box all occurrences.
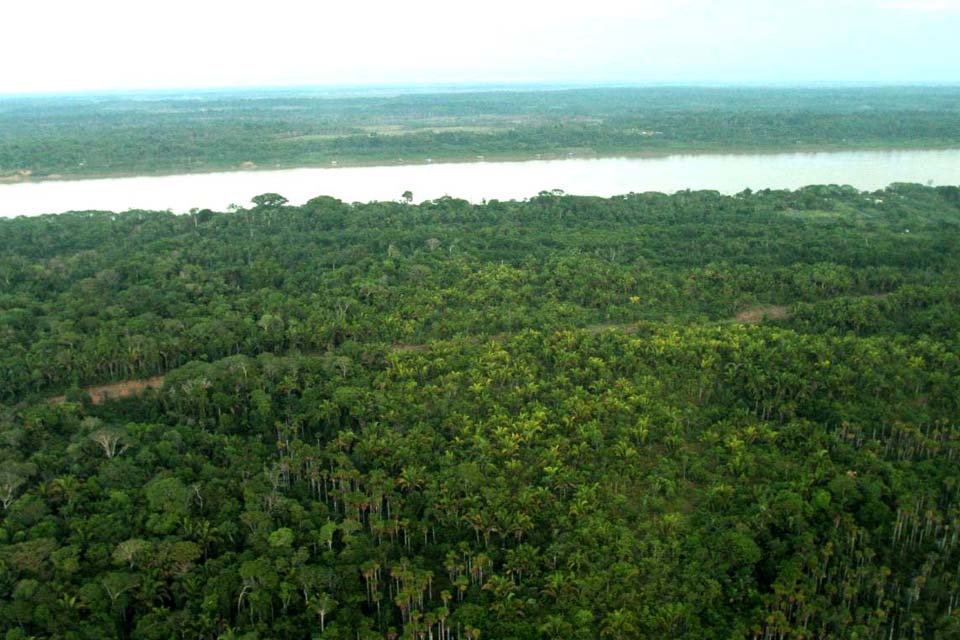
[3,86,960,179]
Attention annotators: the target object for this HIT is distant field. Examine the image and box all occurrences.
[2,85,960,180]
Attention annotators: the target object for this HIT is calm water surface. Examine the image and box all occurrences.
[1,150,958,217]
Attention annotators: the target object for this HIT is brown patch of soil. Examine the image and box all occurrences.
[734,305,791,323]
[583,322,641,334]
[49,376,165,405]
[390,343,429,354]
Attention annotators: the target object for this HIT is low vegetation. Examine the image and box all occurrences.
[3,86,960,180]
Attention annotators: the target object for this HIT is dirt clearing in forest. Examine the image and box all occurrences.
[48,376,165,405]
[734,305,791,323]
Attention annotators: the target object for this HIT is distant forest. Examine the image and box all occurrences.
[1,185,959,638]
[3,86,960,180]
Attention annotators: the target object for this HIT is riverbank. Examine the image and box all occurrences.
[3,148,959,218]
[3,141,959,185]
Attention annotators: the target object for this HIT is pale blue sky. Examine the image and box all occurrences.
[2,0,958,94]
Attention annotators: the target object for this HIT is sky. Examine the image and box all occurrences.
[2,0,958,94]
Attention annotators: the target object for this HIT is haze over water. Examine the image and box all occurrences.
[1,149,958,217]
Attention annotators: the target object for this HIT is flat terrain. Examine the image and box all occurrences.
[3,85,960,181]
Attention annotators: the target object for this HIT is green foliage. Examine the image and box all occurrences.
[251,193,289,209]
[3,86,960,179]
[0,185,958,638]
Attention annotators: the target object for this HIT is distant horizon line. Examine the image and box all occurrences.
[3,79,960,99]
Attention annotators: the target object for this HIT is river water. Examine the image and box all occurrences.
[1,149,958,217]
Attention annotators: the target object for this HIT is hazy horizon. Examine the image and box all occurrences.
[5,80,960,101]
[3,0,958,95]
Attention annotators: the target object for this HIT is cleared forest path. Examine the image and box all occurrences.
[48,376,165,405]
[46,295,884,405]
[733,304,791,323]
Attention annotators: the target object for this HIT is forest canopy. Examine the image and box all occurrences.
[1,185,959,639]
[3,86,960,180]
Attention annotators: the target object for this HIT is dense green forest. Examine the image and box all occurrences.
[1,185,960,639]
[3,86,960,180]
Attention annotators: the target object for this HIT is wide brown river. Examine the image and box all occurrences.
[1,149,958,217]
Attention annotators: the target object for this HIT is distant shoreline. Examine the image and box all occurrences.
[4,81,960,100]
[3,142,959,185]
[4,147,959,218]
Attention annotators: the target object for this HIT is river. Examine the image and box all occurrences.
[1,149,958,217]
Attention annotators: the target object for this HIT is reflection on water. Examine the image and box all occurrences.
[1,149,958,217]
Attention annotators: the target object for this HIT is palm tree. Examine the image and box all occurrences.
[601,608,639,638]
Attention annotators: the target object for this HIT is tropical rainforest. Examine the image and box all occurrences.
[3,86,960,180]
[1,184,959,639]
